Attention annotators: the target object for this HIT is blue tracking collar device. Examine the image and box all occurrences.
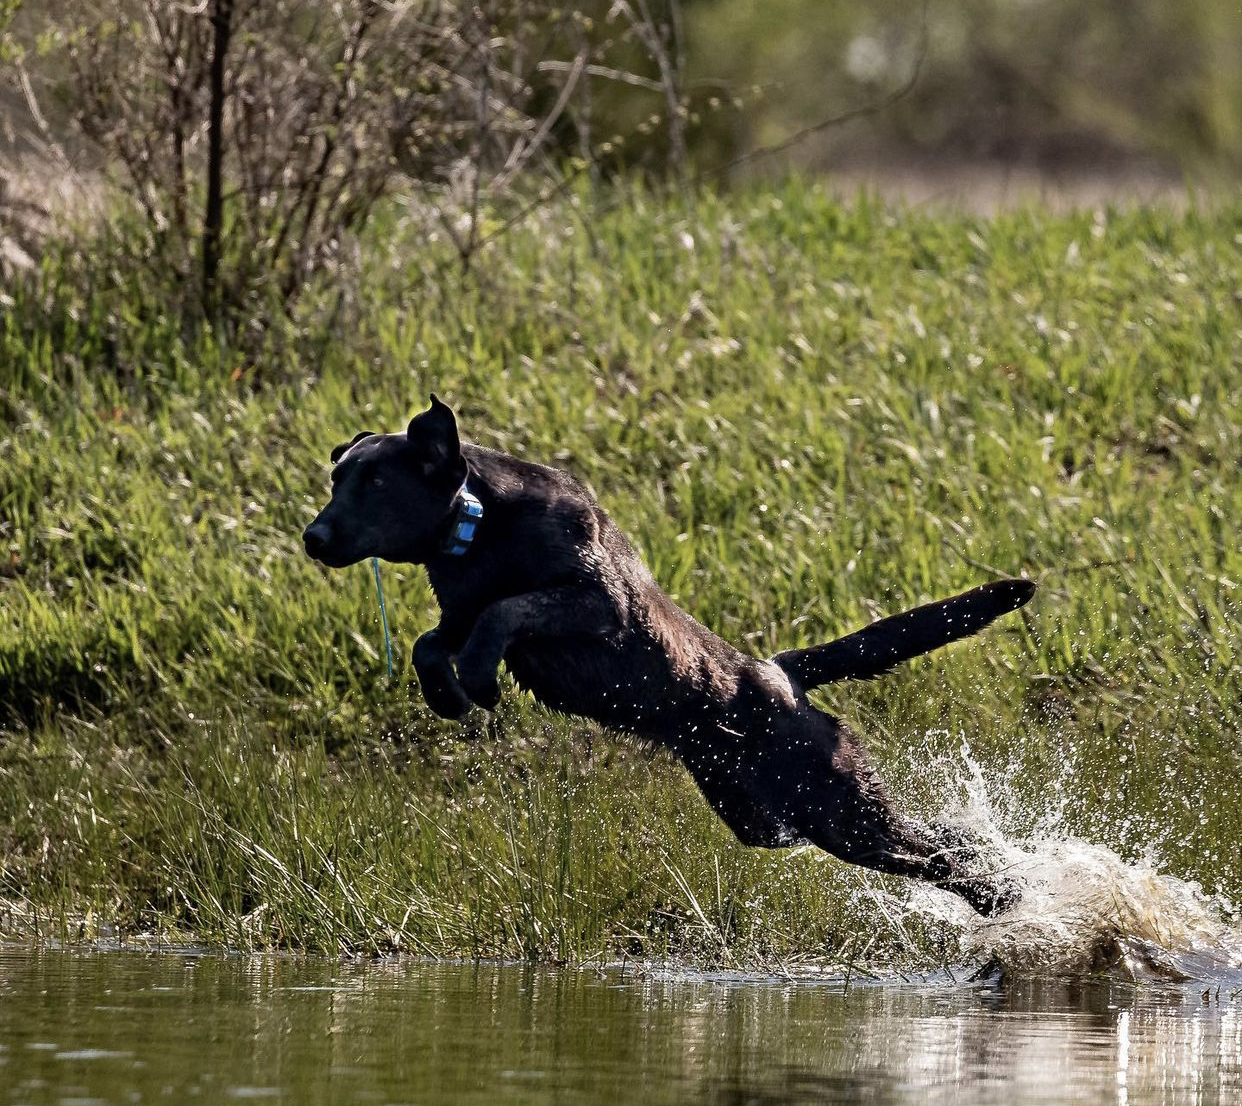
[442,482,484,556]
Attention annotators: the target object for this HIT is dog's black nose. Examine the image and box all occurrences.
[303,522,331,558]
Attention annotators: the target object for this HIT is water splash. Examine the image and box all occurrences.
[903,745,1242,984]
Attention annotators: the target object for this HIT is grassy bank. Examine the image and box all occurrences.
[1,182,1239,964]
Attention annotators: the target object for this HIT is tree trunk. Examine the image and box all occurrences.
[202,0,234,324]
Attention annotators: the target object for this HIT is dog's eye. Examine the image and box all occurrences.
[372,476,384,488]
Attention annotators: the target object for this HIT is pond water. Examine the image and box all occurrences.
[1,946,1239,1106]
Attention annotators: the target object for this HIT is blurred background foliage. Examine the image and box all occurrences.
[686,0,1242,177]
[2,0,1240,343]
[6,1,1242,185]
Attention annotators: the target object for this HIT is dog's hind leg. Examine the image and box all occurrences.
[770,755,1018,916]
[813,788,1017,915]
[679,743,805,848]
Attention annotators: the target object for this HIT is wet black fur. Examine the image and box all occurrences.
[304,396,1035,915]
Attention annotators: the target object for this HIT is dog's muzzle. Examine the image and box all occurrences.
[302,521,332,560]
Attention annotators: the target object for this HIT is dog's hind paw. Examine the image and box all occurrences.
[950,875,1022,918]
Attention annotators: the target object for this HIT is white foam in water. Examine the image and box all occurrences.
[900,745,1242,983]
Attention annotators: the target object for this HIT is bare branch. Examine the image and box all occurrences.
[496,47,588,188]
[536,59,664,94]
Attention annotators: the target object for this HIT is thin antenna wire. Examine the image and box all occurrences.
[372,557,394,680]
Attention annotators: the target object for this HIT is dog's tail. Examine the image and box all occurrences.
[771,578,1034,691]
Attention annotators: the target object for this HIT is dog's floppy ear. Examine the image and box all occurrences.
[406,394,462,475]
[330,431,374,464]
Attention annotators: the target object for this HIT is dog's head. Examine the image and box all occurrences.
[303,394,468,567]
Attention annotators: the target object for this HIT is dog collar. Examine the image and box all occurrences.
[441,481,483,556]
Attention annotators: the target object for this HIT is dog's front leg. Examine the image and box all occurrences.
[455,586,620,709]
[412,628,474,720]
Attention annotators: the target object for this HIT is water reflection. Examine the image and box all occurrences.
[0,948,1238,1105]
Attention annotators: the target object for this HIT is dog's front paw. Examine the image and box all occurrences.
[412,630,474,720]
[456,660,501,711]
[455,640,503,710]
[420,677,474,721]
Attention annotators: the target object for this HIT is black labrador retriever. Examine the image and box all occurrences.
[304,395,1033,915]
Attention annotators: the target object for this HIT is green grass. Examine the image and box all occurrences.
[1,180,1239,965]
